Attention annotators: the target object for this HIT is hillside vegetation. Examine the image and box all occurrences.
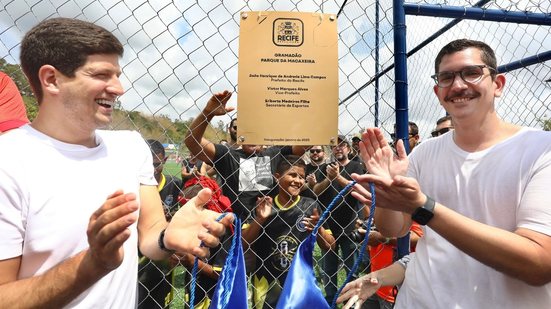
[1,59,227,151]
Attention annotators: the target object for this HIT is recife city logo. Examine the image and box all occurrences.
[273,18,303,47]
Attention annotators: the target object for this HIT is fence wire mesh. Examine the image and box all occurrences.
[1,0,550,308]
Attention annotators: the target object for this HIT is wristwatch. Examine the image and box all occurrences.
[411,196,436,225]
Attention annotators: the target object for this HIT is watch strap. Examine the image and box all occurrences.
[158,228,175,253]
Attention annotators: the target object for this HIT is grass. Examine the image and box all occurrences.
[164,161,182,179]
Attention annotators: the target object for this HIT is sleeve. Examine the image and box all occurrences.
[517,150,551,236]
[0,165,26,259]
[136,132,157,186]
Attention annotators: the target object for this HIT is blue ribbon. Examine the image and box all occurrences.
[277,181,377,309]
[189,213,248,309]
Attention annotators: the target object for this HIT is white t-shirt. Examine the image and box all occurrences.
[0,125,156,308]
[396,128,551,308]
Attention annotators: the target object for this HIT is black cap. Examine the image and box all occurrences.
[337,134,349,145]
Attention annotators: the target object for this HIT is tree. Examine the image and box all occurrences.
[541,118,551,131]
[1,58,38,121]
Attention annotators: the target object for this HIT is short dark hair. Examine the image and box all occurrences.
[229,118,237,128]
[408,121,419,136]
[434,39,497,76]
[146,139,165,158]
[276,155,306,175]
[436,115,453,126]
[20,18,124,103]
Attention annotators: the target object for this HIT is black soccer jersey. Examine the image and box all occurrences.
[250,195,320,309]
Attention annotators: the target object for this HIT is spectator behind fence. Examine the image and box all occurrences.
[349,39,551,308]
[184,90,307,220]
[431,115,454,137]
[138,139,183,309]
[242,155,335,308]
[0,71,29,134]
[390,121,420,152]
[0,17,229,308]
[227,117,239,149]
[302,145,326,199]
[313,134,366,304]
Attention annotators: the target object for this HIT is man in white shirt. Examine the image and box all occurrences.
[0,17,230,308]
[342,39,551,308]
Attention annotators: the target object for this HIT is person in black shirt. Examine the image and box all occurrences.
[313,135,366,304]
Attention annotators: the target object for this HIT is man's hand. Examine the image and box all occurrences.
[255,196,273,223]
[86,190,138,273]
[306,173,317,187]
[359,128,408,179]
[326,163,340,181]
[337,273,383,309]
[164,188,232,259]
[351,173,425,214]
[203,90,234,118]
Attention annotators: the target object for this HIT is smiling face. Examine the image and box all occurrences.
[309,146,325,164]
[331,139,350,163]
[56,54,123,130]
[433,48,504,122]
[276,165,306,198]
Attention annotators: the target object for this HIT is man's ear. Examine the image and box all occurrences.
[38,65,60,96]
[493,74,506,98]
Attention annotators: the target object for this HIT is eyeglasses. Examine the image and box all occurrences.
[331,143,348,149]
[431,65,496,88]
[431,127,452,137]
[390,133,414,139]
[309,149,323,154]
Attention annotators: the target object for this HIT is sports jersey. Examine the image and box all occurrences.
[249,195,320,309]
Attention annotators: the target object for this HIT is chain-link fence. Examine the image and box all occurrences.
[1,0,550,308]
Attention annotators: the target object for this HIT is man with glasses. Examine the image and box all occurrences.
[391,121,420,152]
[313,135,365,304]
[431,115,454,138]
[343,39,551,308]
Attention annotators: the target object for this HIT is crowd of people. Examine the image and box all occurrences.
[0,17,550,309]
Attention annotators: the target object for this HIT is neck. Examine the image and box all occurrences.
[276,193,297,208]
[31,109,98,148]
[452,114,520,152]
[337,158,350,166]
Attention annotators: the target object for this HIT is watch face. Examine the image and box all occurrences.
[412,207,434,225]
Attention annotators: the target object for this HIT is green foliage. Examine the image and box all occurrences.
[1,58,38,121]
[541,118,551,131]
[0,58,228,143]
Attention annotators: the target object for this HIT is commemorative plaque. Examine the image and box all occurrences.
[237,11,338,145]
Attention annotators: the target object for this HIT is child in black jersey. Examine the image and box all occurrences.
[242,155,335,309]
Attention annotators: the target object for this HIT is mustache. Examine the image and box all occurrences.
[444,90,479,101]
